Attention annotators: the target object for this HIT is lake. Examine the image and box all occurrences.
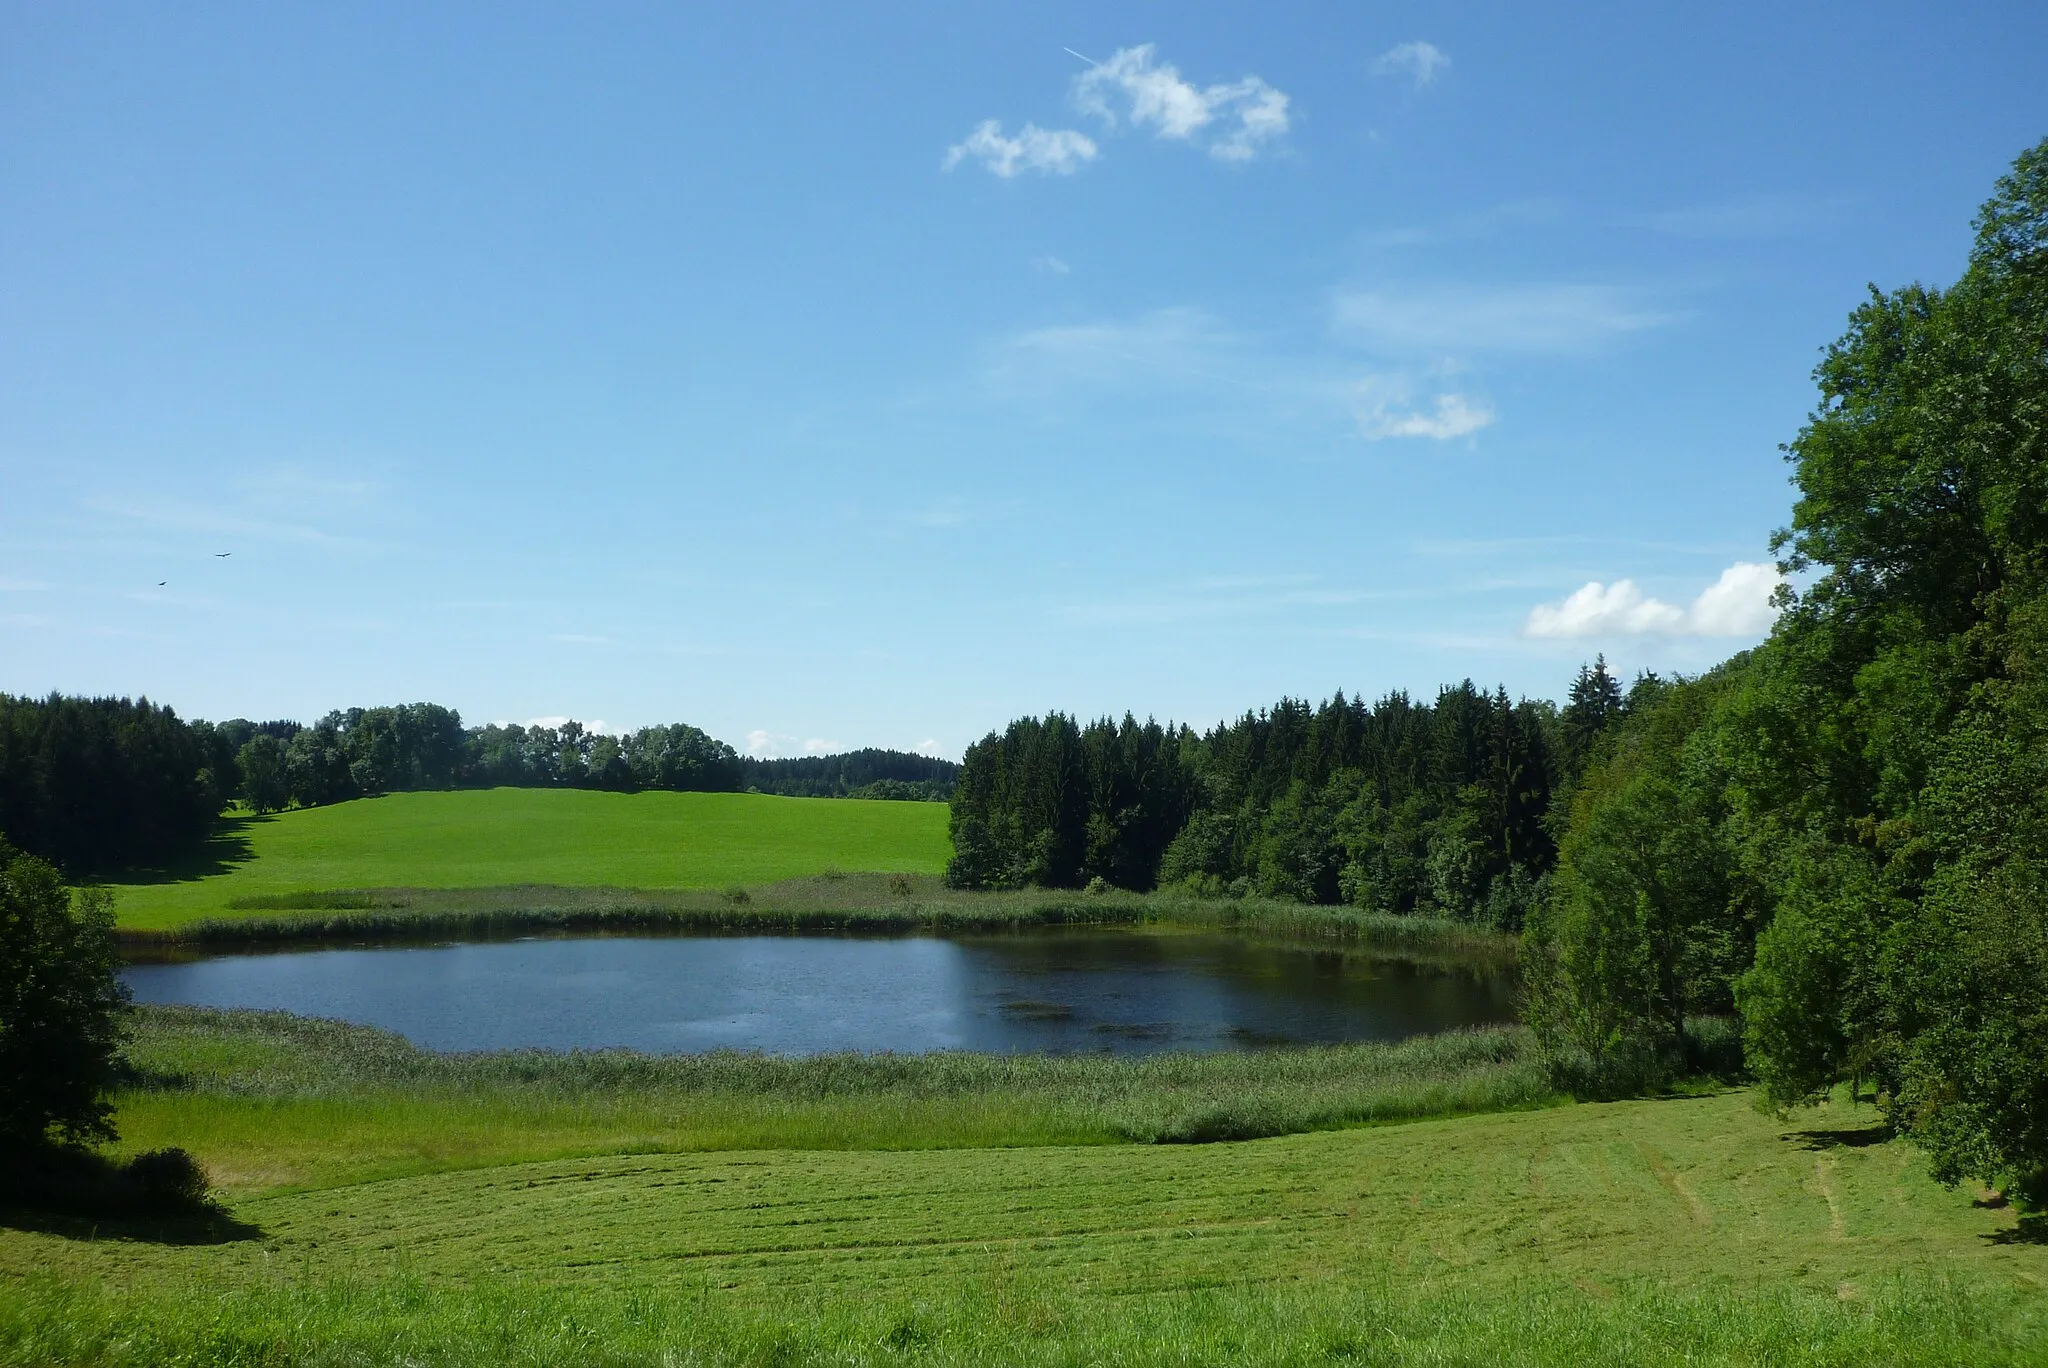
[123,927,1517,1056]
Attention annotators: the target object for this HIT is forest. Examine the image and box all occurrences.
[0,697,952,875]
[944,668,1633,933]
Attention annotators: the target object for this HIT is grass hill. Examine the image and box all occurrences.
[107,788,952,931]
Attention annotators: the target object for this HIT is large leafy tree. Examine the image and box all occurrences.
[0,840,129,1149]
[1735,139,2048,1197]
[1527,140,2048,1198]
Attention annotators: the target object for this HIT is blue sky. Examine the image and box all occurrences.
[3,2,2043,758]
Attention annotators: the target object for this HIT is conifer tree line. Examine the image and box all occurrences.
[735,749,957,801]
[0,696,952,875]
[946,667,1637,929]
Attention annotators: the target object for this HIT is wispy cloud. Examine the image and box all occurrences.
[1061,577,1389,627]
[902,496,976,528]
[943,121,1098,177]
[1357,199,1567,250]
[1524,562,1782,638]
[79,462,395,552]
[1370,41,1449,88]
[1333,283,1682,356]
[1031,255,1071,275]
[987,306,1498,444]
[1073,44,1291,162]
[0,577,47,591]
[992,307,1264,395]
[87,496,358,548]
[1618,195,1842,240]
[1351,378,1494,440]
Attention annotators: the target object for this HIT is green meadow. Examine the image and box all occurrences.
[2,1006,2043,1365]
[107,788,952,931]
[27,788,2046,1362]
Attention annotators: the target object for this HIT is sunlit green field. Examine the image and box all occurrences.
[4,1036,2043,1364]
[107,788,952,930]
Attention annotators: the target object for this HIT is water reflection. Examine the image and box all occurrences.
[123,928,1515,1056]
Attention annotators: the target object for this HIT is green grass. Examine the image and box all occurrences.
[4,1033,2044,1364]
[41,789,2048,1360]
[107,789,953,930]
[105,1007,1553,1193]
[120,871,1519,967]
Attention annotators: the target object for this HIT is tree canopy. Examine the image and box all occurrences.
[1523,139,2048,1198]
[0,839,128,1149]
[946,674,1627,930]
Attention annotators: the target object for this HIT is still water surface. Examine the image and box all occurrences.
[124,929,1515,1056]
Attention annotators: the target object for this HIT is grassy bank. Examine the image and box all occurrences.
[120,872,1518,962]
[107,789,953,930]
[111,1006,1551,1192]
[5,1075,2043,1365]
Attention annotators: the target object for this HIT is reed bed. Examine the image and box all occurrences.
[116,1005,1553,1189]
[118,872,1517,963]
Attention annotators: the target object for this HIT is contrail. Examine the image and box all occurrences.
[1063,47,1098,66]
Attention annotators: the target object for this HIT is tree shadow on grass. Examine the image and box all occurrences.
[1784,1125,1892,1150]
[1985,1212,2048,1246]
[0,1203,264,1246]
[108,814,264,886]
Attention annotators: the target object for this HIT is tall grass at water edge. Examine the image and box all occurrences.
[120,872,1515,963]
[121,1005,1553,1162]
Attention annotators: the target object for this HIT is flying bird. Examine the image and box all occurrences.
[215,552,231,558]
[157,581,166,586]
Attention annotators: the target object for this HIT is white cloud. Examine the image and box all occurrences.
[1072,44,1292,162]
[1525,581,1685,637]
[1524,562,1783,638]
[1332,283,1682,355]
[1031,255,1071,275]
[1687,561,1784,635]
[912,738,944,757]
[943,120,1098,177]
[1357,391,1494,440]
[524,716,614,734]
[746,729,845,758]
[1370,41,1450,88]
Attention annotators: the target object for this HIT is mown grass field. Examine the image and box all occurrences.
[3,1009,2043,1365]
[46,792,2048,1363]
[108,789,953,930]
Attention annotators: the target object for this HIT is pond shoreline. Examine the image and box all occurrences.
[113,872,1521,962]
